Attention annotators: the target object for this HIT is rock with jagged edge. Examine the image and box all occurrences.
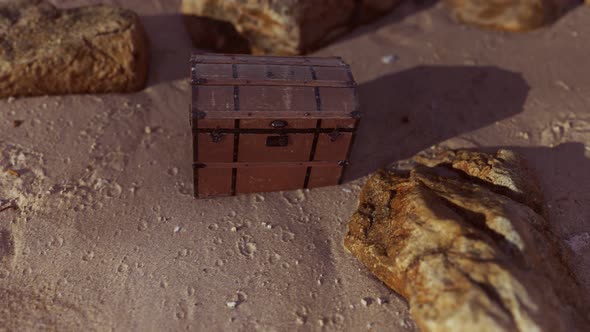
[180,0,403,55]
[345,149,590,332]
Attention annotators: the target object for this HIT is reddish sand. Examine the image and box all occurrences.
[1,0,589,330]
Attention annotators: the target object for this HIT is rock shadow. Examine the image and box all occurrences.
[140,14,194,87]
[336,0,439,44]
[475,143,590,290]
[486,143,590,233]
[344,65,530,181]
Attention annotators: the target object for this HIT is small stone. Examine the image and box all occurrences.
[517,131,530,140]
[376,297,388,305]
[295,316,305,325]
[360,297,371,307]
[12,120,24,128]
[555,80,571,91]
[174,226,181,233]
[381,54,398,64]
[144,126,152,134]
[226,301,238,308]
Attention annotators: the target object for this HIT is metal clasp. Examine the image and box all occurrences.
[270,120,288,129]
[328,128,341,142]
[210,130,224,143]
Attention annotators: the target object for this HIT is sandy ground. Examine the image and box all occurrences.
[1,0,589,331]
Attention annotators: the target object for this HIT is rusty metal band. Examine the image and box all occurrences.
[232,64,240,112]
[309,66,318,80]
[304,119,322,189]
[232,63,238,78]
[309,65,322,112]
[194,161,347,169]
[233,87,240,111]
[231,119,240,196]
[190,78,355,88]
[314,88,322,112]
[193,128,199,197]
[193,127,355,134]
[190,56,345,68]
[266,66,274,78]
[339,119,360,185]
[190,110,357,119]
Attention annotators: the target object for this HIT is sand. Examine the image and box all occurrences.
[0,0,589,331]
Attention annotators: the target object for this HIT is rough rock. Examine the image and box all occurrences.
[344,149,590,332]
[181,0,403,55]
[0,0,149,98]
[445,0,576,32]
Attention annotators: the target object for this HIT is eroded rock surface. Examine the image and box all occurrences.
[0,0,149,98]
[445,0,576,32]
[181,0,403,55]
[344,149,590,332]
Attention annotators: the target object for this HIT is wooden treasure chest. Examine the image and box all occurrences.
[190,53,360,198]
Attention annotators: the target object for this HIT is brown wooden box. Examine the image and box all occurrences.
[190,53,360,198]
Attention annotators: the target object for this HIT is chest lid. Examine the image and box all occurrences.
[190,53,359,121]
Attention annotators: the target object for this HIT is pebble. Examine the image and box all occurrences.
[381,54,399,64]
[555,80,571,91]
[517,131,530,140]
[174,226,181,233]
[361,297,372,307]
[376,297,388,305]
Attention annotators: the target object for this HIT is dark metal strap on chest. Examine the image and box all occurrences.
[309,66,322,112]
[232,63,240,111]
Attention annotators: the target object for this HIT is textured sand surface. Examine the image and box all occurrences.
[0,0,589,331]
